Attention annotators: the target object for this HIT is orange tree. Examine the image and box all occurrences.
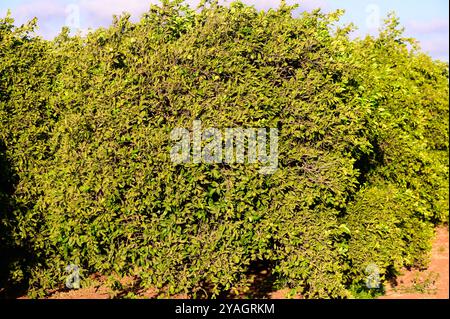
[0,1,448,298]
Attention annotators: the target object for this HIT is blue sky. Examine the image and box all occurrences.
[1,0,448,61]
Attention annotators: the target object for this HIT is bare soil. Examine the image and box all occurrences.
[379,226,449,299]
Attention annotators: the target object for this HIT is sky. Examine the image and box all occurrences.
[0,0,448,61]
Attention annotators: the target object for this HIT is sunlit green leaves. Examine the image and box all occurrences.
[0,1,448,299]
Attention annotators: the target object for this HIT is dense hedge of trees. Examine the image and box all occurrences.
[0,1,448,298]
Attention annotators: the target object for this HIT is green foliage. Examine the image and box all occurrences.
[0,2,448,298]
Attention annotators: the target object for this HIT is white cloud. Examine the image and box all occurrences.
[1,0,65,25]
[405,18,449,61]
[78,0,158,23]
[2,0,446,60]
[420,37,449,56]
[407,19,449,34]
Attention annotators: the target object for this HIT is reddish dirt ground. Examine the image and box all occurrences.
[17,226,448,299]
[379,226,449,299]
